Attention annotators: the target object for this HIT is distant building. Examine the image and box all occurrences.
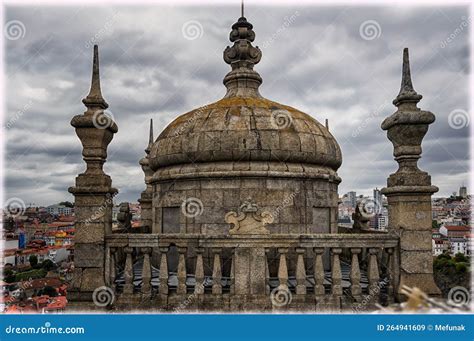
[46,205,73,216]
[337,216,352,229]
[439,225,470,238]
[347,191,357,208]
[373,188,382,209]
[450,238,467,255]
[432,239,449,256]
[459,185,467,199]
[377,214,388,230]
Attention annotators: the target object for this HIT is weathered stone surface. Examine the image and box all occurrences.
[81,268,106,292]
[74,243,105,267]
[381,48,440,296]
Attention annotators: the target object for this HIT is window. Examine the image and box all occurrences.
[312,207,330,233]
[162,207,181,233]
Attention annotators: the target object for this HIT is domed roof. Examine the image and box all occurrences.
[149,16,342,173]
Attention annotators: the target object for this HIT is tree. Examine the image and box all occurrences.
[432,220,439,229]
[40,286,57,297]
[29,255,38,268]
[41,259,55,271]
[434,253,471,297]
[59,201,74,208]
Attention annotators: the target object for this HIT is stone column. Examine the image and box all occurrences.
[68,45,118,301]
[381,48,440,296]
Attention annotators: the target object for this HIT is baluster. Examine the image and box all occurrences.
[264,249,270,295]
[368,248,380,303]
[105,246,111,286]
[141,247,152,295]
[313,248,325,297]
[123,247,134,295]
[350,248,362,302]
[109,247,116,288]
[386,248,394,303]
[331,248,342,297]
[212,248,222,295]
[177,247,187,294]
[295,248,306,295]
[158,247,169,295]
[277,248,289,292]
[194,248,204,295]
[230,249,235,295]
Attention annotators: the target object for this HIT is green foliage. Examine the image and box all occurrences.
[38,286,57,297]
[14,268,47,282]
[432,220,439,229]
[454,253,468,263]
[455,262,468,273]
[59,201,74,208]
[41,259,55,271]
[29,255,38,268]
[434,253,471,297]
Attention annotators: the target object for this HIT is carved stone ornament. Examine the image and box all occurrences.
[225,200,273,235]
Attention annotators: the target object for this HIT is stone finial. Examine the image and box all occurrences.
[381,48,436,181]
[225,201,273,235]
[223,17,262,69]
[70,45,118,177]
[140,119,154,190]
[82,45,109,110]
[222,14,263,98]
[146,118,153,154]
[393,48,422,107]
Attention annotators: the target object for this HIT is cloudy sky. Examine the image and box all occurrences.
[3,3,471,206]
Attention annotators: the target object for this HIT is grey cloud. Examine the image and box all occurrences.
[4,4,470,205]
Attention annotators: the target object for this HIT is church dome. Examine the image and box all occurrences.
[149,16,342,173]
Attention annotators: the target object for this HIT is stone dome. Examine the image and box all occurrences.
[149,97,342,171]
[149,16,342,174]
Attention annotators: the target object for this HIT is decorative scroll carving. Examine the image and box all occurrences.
[225,200,273,235]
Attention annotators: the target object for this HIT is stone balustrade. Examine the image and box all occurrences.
[105,233,399,311]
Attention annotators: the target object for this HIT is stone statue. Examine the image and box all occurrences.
[117,202,132,232]
[352,203,370,231]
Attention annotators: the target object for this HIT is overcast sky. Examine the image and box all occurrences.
[3,3,471,206]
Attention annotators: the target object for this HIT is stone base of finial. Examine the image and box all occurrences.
[381,185,439,196]
[398,274,442,298]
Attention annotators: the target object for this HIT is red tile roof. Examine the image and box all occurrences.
[445,225,471,231]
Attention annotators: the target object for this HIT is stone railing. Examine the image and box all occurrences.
[105,233,399,311]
